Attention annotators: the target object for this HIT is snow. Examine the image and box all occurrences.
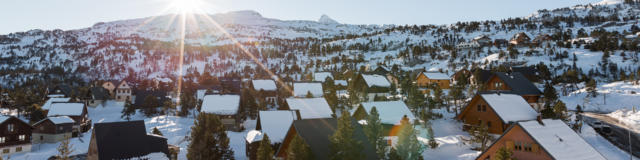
[0,116,10,124]
[579,123,639,160]
[42,97,71,110]
[421,109,480,160]
[130,152,169,160]
[293,82,323,97]
[361,74,391,88]
[594,0,623,5]
[519,119,607,160]
[313,72,333,82]
[252,80,277,91]
[245,130,263,143]
[47,102,85,116]
[257,110,298,143]
[201,95,240,115]
[318,14,339,24]
[608,109,640,131]
[285,98,333,119]
[422,72,450,80]
[480,93,538,123]
[561,81,640,112]
[358,101,416,125]
[334,80,347,86]
[48,116,75,124]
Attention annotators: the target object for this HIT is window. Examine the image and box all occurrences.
[482,105,487,112]
[40,136,43,140]
[494,82,502,89]
[117,96,121,99]
[476,104,481,111]
[19,135,25,141]
[0,137,5,143]
[524,143,532,152]
[7,124,14,132]
[487,121,492,128]
[2,149,8,153]
[515,142,522,151]
[15,147,21,152]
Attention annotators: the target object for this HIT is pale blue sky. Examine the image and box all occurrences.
[1,0,601,34]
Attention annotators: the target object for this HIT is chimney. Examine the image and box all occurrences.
[536,114,544,126]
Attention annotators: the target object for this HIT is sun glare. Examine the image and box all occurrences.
[170,0,203,14]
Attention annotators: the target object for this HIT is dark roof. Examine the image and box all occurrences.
[471,68,493,83]
[493,72,542,95]
[509,67,540,82]
[88,87,110,100]
[134,90,169,105]
[50,84,73,96]
[288,118,378,160]
[93,120,169,160]
[220,79,242,94]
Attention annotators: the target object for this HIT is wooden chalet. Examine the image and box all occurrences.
[47,102,91,136]
[32,116,75,143]
[250,79,278,103]
[416,72,451,89]
[201,94,242,131]
[481,72,543,109]
[509,32,531,46]
[457,92,538,134]
[355,74,391,101]
[88,120,178,160]
[0,116,32,156]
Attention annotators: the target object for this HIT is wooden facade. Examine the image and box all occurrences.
[32,118,74,143]
[416,72,451,89]
[456,95,511,134]
[0,117,32,156]
[476,124,549,160]
[484,76,540,104]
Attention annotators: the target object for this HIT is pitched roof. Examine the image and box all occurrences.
[422,72,450,80]
[47,102,85,117]
[479,93,538,123]
[518,119,606,160]
[93,121,169,160]
[285,98,333,119]
[334,80,348,86]
[89,87,110,100]
[42,97,71,110]
[471,68,493,83]
[314,72,334,82]
[361,74,391,88]
[492,72,542,95]
[246,130,264,143]
[252,80,277,91]
[257,110,298,143]
[201,94,240,115]
[134,90,169,106]
[293,82,324,97]
[357,101,416,125]
[286,118,378,160]
[35,116,75,125]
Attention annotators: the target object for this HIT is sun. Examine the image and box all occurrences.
[170,0,204,14]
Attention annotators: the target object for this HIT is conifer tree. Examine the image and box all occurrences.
[395,121,424,160]
[463,124,493,151]
[187,113,234,160]
[152,127,163,136]
[329,111,364,160]
[553,100,569,121]
[256,134,274,160]
[586,79,598,97]
[363,107,386,158]
[287,135,313,160]
[57,137,74,160]
[388,148,402,160]
[121,98,135,121]
[494,147,514,160]
[543,82,558,104]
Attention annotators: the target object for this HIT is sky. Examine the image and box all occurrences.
[1,0,603,34]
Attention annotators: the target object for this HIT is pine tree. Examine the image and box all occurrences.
[553,100,569,121]
[586,79,598,97]
[57,137,74,160]
[287,134,314,160]
[187,113,234,160]
[363,107,386,158]
[256,134,274,160]
[427,125,438,149]
[543,82,558,105]
[121,99,135,121]
[463,124,493,151]
[152,127,163,136]
[329,111,365,160]
[494,147,514,160]
[395,121,424,160]
[388,148,402,160]
[142,95,158,117]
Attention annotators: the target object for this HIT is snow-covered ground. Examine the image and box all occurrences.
[562,81,640,112]
[580,123,638,160]
[608,109,640,132]
[420,109,480,160]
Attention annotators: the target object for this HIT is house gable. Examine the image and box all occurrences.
[476,124,552,160]
[457,94,508,134]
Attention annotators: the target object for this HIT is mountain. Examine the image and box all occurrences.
[318,14,339,24]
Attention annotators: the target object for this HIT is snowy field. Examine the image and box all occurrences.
[561,81,640,112]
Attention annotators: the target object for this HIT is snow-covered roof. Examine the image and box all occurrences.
[47,103,85,117]
[480,93,538,123]
[42,97,71,110]
[334,80,347,86]
[0,116,10,124]
[422,72,450,80]
[258,110,298,143]
[48,116,75,124]
[246,130,263,143]
[131,152,170,160]
[518,119,606,160]
[293,82,323,97]
[252,80,277,91]
[201,95,240,115]
[358,101,416,125]
[285,98,333,119]
[47,94,65,98]
[361,74,391,88]
[314,72,333,82]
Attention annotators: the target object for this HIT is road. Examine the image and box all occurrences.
[582,112,640,158]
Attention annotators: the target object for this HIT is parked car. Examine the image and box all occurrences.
[591,121,603,130]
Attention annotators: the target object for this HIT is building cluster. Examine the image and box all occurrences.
[456,32,554,50]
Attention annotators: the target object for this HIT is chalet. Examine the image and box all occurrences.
[41,97,71,111]
[352,101,417,136]
[88,121,177,160]
[494,39,508,48]
[473,35,492,46]
[457,92,538,134]
[133,90,170,107]
[456,41,480,49]
[368,65,399,88]
[357,74,392,101]
[416,72,451,89]
[220,77,242,94]
[32,116,74,143]
[86,87,110,107]
[482,72,543,109]
[47,102,91,136]
[250,79,278,103]
[531,34,552,46]
[509,66,541,82]
[0,116,32,156]
[476,119,606,160]
[284,98,334,119]
[246,110,300,159]
[201,94,242,131]
[195,84,222,101]
[509,32,531,46]
[293,82,324,98]
[313,72,334,82]
[102,80,132,102]
[48,84,73,98]
[275,118,378,160]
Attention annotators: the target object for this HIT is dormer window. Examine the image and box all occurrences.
[494,82,502,89]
